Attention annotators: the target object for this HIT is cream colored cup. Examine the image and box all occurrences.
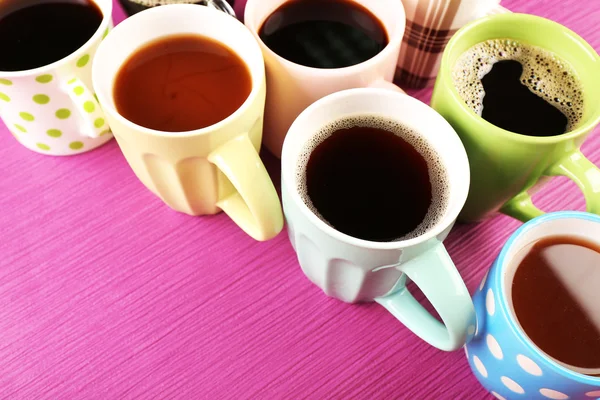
[0,0,113,156]
[245,0,406,158]
[93,5,283,241]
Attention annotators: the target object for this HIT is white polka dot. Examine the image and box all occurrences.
[501,376,525,394]
[492,392,507,400]
[487,334,503,359]
[539,388,569,399]
[473,355,488,378]
[480,270,489,291]
[468,325,476,335]
[517,354,543,376]
[586,391,600,397]
[486,288,496,316]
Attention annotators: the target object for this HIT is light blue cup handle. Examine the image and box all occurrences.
[375,243,475,351]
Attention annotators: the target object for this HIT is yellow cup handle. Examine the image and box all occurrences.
[208,132,284,241]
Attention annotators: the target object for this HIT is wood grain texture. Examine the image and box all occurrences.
[0,0,598,398]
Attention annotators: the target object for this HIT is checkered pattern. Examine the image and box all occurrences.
[395,1,508,89]
[394,20,457,88]
[404,21,456,53]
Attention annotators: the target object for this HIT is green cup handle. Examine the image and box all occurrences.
[501,149,600,221]
[375,243,475,351]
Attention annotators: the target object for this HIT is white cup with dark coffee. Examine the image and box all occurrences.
[0,0,113,155]
[281,87,475,351]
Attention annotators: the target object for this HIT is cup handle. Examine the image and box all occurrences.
[368,79,406,94]
[375,243,475,351]
[501,149,600,221]
[208,132,284,241]
[64,77,109,138]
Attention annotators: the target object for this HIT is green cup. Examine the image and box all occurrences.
[431,13,600,222]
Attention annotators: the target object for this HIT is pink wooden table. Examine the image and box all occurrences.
[1,1,598,398]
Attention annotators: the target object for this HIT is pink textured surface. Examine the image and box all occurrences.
[0,1,598,398]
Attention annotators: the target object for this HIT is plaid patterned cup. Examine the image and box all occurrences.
[395,0,509,89]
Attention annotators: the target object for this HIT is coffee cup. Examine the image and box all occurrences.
[431,13,600,223]
[244,0,406,158]
[281,88,475,351]
[93,5,283,241]
[466,211,600,399]
[396,0,509,88]
[0,0,113,156]
[237,0,508,89]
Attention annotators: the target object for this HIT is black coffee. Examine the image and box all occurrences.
[453,39,584,136]
[259,0,388,69]
[298,116,449,242]
[0,0,103,71]
[481,60,568,136]
[512,236,600,371]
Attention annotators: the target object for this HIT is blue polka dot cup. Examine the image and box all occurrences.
[0,0,113,156]
[466,211,600,400]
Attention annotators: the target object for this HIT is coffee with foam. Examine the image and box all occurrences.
[452,39,584,133]
[296,115,449,242]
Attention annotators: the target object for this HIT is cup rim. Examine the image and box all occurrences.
[0,0,113,77]
[92,4,265,139]
[439,12,600,145]
[496,210,600,384]
[244,0,406,77]
[282,87,470,251]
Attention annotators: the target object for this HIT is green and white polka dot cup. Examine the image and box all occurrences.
[0,0,113,156]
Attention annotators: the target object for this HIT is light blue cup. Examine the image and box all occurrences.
[466,211,600,400]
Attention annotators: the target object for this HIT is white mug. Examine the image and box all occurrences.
[0,0,113,156]
[281,88,476,351]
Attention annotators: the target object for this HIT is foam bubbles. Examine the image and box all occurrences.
[452,39,584,131]
[296,115,450,241]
